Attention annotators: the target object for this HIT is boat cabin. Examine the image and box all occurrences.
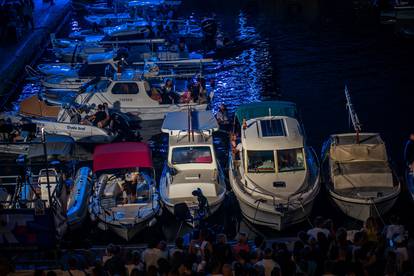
[235,101,308,197]
[161,110,222,201]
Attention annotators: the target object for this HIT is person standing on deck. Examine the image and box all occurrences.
[404,132,414,174]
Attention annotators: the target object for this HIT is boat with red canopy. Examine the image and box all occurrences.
[89,142,160,240]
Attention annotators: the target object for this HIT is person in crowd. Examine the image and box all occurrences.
[405,131,414,174]
[255,248,281,276]
[103,244,127,276]
[385,215,405,241]
[142,240,163,270]
[307,216,331,240]
[233,232,250,255]
[363,216,381,242]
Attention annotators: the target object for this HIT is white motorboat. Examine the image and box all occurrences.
[6,97,136,143]
[159,110,226,226]
[89,142,161,240]
[228,101,320,230]
[395,5,414,20]
[39,74,208,133]
[320,87,400,221]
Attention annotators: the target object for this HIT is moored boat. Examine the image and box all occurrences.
[159,110,226,227]
[228,101,320,230]
[320,87,400,221]
[89,142,161,240]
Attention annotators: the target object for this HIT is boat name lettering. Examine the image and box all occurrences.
[67,125,86,131]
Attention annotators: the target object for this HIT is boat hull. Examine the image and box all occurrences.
[229,163,319,231]
[328,187,400,222]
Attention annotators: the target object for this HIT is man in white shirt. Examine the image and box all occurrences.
[255,248,281,276]
[142,240,163,270]
[306,216,330,240]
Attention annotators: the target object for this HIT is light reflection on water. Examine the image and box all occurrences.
[211,11,271,115]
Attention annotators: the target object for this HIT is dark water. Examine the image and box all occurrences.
[185,0,414,168]
[7,0,414,243]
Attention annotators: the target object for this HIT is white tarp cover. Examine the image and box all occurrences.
[330,143,388,162]
[331,161,394,190]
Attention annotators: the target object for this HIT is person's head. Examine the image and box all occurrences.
[238,232,247,244]
[103,102,108,108]
[410,132,414,141]
[364,216,378,231]
[219,103,226,111]
[165,79,172,87]
[106,243,115,256]
[158,240,167,251]
[254,235,265,249]
[0,119,5,126]
[264,247,272,259]
[217,233,227,244]
[313,216,324,228]
[97,104,104,111]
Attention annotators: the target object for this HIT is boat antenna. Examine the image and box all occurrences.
[344,85,362,143]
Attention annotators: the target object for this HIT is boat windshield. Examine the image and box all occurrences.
[277,148,305,172]
[247,150,275,173]
[171,146,213,164]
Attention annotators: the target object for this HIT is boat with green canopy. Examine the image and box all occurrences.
[229,101,320,230]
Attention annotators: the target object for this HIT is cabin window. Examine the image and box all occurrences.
[247,150,275,173]
[172,146,213,164]
[111,83,139,94]
[260,119,285,137]
[277,148,305,172]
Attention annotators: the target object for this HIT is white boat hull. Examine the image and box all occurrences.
[328,187,399,222]
[229,163,320,230]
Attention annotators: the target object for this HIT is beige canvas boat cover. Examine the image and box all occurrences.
[331,160,394,190]
[19,96,60,118]
[330,143,388,162]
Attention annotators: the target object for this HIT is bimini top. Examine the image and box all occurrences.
[161,110,218,135]
[235,101,297,122]
[93,142,152,172]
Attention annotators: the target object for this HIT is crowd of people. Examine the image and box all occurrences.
[15,215,413,276]
[0,0,35,44]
